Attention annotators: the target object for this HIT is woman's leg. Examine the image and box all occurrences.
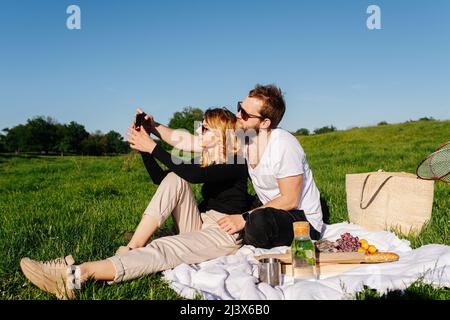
[20,212,239,298]
[142,171,202,231]
[79,172,206,281]
[120,172,202,252]
[74,212,240,284]
[19,255,116,299]
[109,214,241,284]
[78,259,116,281]
[126,214,159,249]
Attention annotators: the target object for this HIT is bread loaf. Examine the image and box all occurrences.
[255,251,400,264]
[364,252,399,263]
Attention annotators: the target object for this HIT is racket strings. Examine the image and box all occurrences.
[416,142,450,183]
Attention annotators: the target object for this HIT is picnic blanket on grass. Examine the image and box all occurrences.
[162,222,450,300]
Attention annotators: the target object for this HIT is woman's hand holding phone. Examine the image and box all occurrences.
[135,107,155,133]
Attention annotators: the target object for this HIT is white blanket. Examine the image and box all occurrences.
[162,222,450,300]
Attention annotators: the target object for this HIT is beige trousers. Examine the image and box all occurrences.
[108,172,242,283]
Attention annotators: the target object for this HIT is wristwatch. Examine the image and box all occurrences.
[242,211,250,221]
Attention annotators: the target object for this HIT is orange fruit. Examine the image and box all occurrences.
[357,247,366,253]
[368,245,377,254]
[359,239,369,250]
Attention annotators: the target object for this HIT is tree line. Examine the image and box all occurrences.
[0,116,129,155]
[7,108,428,154]
[0,107,205,156]
[292,125,337,136]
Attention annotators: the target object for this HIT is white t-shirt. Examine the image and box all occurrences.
[245,128,323,233]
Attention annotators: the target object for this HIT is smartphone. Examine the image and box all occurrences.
[135,112,146,130]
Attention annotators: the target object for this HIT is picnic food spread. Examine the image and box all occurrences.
[315,232,378,255]
[256,232,400,265]
[315,232,400,264]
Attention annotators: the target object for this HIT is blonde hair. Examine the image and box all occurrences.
[200,108,240,167]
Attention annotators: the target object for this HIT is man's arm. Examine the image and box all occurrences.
[135,107,202,153]
[254,174,303,212]
[152,121,203,153]
[218,175,303,235]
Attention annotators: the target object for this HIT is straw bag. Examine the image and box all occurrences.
[346,170,434,234]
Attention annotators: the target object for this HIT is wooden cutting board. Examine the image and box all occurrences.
[255,250,399,264]
[255,250,399,277]
[255,251,366,264]
[282,263,363,277]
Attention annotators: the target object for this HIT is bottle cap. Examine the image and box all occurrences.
[293,221,310,237]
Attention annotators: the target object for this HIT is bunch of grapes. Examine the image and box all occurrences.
[336,233,360,252]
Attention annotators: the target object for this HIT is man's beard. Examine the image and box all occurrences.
[237,119,260,134]
[236,124,260,150]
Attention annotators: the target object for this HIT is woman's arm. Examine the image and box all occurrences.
[127,125,244,184]
[152,144,247,184]
[140,152,169,185]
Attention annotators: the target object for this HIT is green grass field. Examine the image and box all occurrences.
[1,120,449,300]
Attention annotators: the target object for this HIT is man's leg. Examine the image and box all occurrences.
[242,207,321,248]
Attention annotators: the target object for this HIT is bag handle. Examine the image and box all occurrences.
[360,174,394,209]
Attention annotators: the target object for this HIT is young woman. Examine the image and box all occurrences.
[20,108,251,299]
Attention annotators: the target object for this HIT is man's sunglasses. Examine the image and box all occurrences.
[237,102,265,121]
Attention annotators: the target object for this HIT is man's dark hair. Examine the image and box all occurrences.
[248,84,286,129]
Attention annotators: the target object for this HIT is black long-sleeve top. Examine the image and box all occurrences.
[141,144,251,214]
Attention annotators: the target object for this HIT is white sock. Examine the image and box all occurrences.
[66,265,82,289]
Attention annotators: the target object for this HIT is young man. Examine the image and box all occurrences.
[147,84,323,248]
[216,84,324,248]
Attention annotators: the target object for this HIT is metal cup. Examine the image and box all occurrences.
[258,258,281,286]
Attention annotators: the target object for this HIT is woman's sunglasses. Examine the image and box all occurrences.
[237,101,265,121]
[201,124,209,134]
[196,122,210,134]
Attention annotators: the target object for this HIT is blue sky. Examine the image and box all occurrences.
[0,0,449,137]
